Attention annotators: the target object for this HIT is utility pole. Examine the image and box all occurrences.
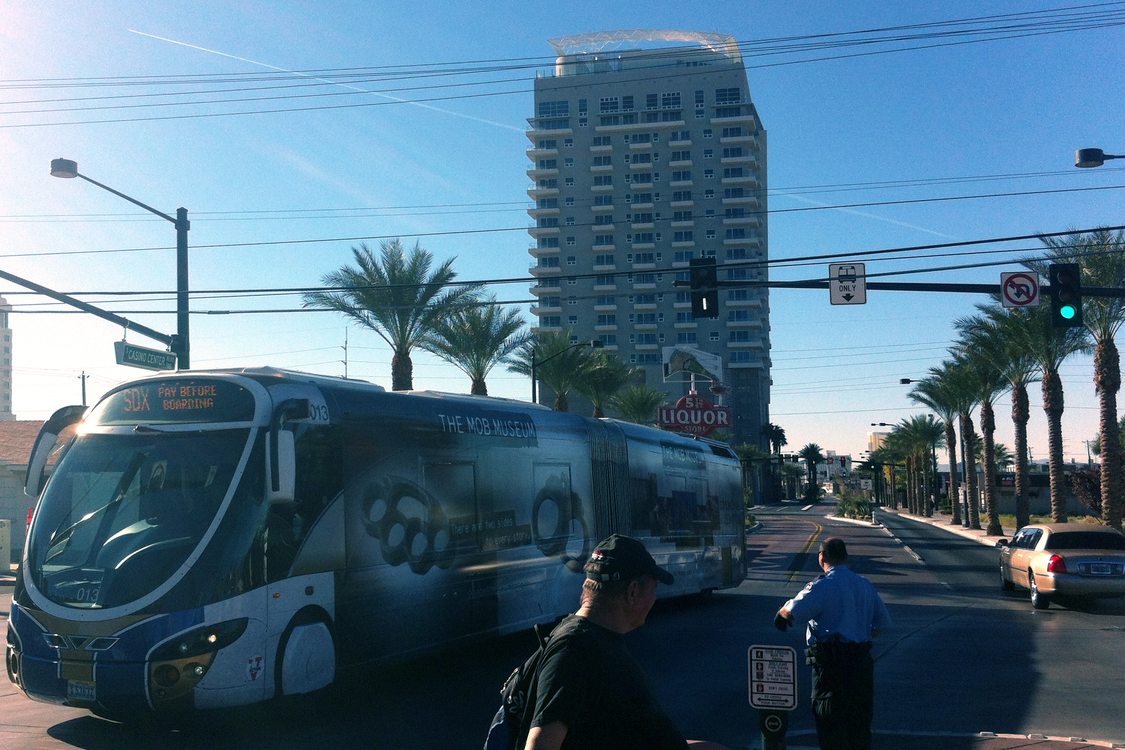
[341,329,349,379]
[78,371,89,406]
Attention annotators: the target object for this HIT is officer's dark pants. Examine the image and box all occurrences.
[809,644,874,750]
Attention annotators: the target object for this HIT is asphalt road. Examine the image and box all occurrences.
[2,504,1123,749]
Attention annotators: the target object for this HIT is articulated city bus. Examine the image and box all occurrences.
[5,368,745,718]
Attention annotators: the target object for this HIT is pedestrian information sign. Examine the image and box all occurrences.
[748,645,798,710]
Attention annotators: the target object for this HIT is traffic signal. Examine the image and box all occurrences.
[689,257,719,319]
[1048,263,1083,328]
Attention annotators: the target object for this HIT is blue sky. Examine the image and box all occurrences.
[1,1,1123,462]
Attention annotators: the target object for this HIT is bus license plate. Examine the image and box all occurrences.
[66,680,96,702]
[1090,563,1112,576]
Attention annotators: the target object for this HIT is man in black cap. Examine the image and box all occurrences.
[524,534,729,750]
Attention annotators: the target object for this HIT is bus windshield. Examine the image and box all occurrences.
[28,429,250,610]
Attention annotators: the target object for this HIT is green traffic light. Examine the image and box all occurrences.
[1060,305,1077,320]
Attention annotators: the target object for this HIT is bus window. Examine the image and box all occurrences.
[264,426,342,582]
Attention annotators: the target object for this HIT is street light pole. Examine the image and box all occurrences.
[530,339,602,404]
[50,158,190,369]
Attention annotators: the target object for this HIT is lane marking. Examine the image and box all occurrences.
[786,522,823,584]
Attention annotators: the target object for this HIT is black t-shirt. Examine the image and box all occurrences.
[529,614,687,750]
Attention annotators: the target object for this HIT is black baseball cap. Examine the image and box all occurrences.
[585,534,674,585]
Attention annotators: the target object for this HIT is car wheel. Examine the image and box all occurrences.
[1000,565,1014,592]
[1029,572,1050,610]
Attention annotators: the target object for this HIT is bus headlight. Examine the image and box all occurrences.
[150,618,248,661]
[148,618,247,708]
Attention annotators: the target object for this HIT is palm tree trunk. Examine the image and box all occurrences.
[981,401,1003,535]
[471,378,488,396]
[961,412,981,529]
[1043,369,1068,523]
[946,422,961,524]
[1012,383,1031,529]
[391,351,413,391]
[1095,338,1124,530]
[913,455,923,514]
[929,446,939,517]
[905,457,914,514]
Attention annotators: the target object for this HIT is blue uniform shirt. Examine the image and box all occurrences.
[783,564,891,646]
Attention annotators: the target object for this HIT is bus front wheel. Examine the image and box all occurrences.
[276,616,336,697]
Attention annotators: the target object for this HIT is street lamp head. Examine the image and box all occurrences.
[899,378,915,385]
[50,158,79,178]
[1075,148,1123,168]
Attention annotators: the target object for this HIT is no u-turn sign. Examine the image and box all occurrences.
[1001,271,1041,308]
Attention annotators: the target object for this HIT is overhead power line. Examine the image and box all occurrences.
[2,183,1122,261]
[4,225,1121,315]
[2,3,1123,127]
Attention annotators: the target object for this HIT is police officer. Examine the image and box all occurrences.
[774,538,890,750]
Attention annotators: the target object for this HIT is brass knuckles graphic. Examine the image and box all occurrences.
[362,477,455,574]
[531,487,591,571]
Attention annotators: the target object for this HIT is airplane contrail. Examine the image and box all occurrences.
[128,29,524,132]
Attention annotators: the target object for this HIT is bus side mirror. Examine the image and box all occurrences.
[25,404,86,498]
[267,399,309,505]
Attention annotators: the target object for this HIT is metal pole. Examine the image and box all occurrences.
[531,353,537,404]
[175,207,190,369]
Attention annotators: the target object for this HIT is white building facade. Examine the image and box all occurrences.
[526,31,770,445]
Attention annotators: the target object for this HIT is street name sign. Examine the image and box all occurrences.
[748,645,798,710]
[829,263,867,305]
[114,341,178,371]
[1001,271,1041,308]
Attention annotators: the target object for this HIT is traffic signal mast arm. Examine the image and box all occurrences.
[674,279,1125,297]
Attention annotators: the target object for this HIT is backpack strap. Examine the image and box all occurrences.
[516,620,560,746]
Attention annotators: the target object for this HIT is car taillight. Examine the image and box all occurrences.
[1047,554,1068,574]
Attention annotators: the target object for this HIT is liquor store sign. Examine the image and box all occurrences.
[658,394,731,437]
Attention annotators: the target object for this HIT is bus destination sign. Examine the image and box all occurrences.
[93,379,257,425]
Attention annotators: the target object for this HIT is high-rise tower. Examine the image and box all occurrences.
[527,31,770,446]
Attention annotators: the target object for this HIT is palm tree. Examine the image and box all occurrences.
[982,442,1014,472]
[733,442,770,506]
[763,423,787,455]
[780,462,804,501]
[953,315,1011,535]
[929,358,984,529]
[576,352,638,418]
[422,298,528,396]
[872,443,906,510]
[881,430,919,513]
[762,422,788,502]
[910,363,963,524]
[893,415,945,517]
[797,443,825,500]
[507,330,600,411]
[966,304,1040,529]
[1037,229,1125,529]
[1004,268,1093,522]
[303,239,482,391]
[612,385,667,425]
